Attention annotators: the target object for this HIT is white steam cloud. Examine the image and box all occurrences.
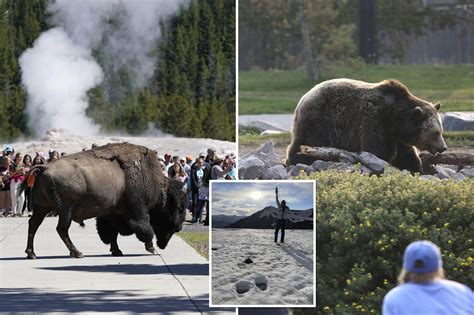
[20,0,184,136]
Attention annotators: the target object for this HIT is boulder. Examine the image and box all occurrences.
[358,152,386,173]
[242,141,280,168]
[442,112,474,131]
[419,175,440,180]
[262,165,290,180]
[434,165,458,179]
[327,162,356,172]
[238,156,265,179]
[311,160,330,171]
[288,163,312,177]
[460,166,474,178]
[451,172,466,182]
[360,165,372,174]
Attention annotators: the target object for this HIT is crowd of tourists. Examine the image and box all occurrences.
[0,146,236,222]
[157,148,236,225]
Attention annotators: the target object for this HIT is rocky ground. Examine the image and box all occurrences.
[239,141,474,181]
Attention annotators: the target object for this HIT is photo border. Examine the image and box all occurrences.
[209,179,317,308]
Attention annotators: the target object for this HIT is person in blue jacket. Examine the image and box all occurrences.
[383,240,474,314]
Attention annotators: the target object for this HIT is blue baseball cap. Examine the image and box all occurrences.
[403,240,442,273]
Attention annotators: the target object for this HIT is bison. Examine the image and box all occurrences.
[22,143,187,259]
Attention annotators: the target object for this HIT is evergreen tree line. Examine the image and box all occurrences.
[0,0,235,142]
[239,0,464,74]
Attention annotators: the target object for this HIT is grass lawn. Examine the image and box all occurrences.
[176,231,209,260]
[239,64,474,115]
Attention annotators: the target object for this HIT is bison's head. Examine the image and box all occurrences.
[151,179,187,250]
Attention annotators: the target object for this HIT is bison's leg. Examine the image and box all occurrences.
[56,210,83,258]
[127,213,155,252]
[96,217,123,256]
[25,210,49,259]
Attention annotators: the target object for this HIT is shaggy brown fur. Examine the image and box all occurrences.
[287,79,447,172]
[22,142,187,259]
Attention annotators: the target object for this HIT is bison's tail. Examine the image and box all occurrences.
[20,165,48,213]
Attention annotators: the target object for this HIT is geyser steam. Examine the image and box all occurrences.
[20,0,183,136]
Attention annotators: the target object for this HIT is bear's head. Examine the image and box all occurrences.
[398,101,447,154]
[378,80,447,155]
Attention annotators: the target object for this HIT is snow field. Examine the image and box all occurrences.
[211,228,314,306]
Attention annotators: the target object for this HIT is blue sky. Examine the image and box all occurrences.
[211,181,315,217]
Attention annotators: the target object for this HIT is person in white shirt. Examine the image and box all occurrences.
[382,240,474,314]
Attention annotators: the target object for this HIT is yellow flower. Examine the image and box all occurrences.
[443,222,450,228]
[323,306,330,310]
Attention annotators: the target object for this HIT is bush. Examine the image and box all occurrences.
[294,171,474,314]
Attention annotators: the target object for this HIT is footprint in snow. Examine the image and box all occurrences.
[255,275,268,291]
[235,280,252,294]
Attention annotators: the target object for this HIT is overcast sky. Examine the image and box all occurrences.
[211,181,315,217]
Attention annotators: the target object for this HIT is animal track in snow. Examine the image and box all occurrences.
[235,280,252,294]
[255,275,268,291]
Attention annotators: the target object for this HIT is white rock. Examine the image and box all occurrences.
[241,141,280,168]
[238,156,265,179]
[420,175,440,180]
[435,165,458,179]
[262,165,290,180]
[358,152,386,173]
[288,163,312,177]
[460,166,474,178]
[442,112,474,131]
[311,160,329,171]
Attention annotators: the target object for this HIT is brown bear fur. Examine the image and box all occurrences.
[287,79,447,173]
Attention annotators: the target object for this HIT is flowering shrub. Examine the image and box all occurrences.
[295,170,474,314]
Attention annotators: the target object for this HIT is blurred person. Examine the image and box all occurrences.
[181,156,192,175]
[167,155,180,176]
[164,153,172,168]
[21,154,33,216]
[190,157,205,216]
[10,152,26,216]
[48,150,59,163]
[192,159,211,224]
[211,157,232,180]
[169,161,188,183]
[33,152,46,166]
[3,146,14,157]
[224,154,236,180]
[382,240,474,314]
[158,160,168,177]
[0,156,12,216]
[205,148,216,164]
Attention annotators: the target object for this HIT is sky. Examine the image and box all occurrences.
[211,181,315,217]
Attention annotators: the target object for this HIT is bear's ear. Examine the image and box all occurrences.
[434,102,441,111]
[413,107,424,120]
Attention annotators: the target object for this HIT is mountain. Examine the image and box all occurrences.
[226,206,313,229]
[212,215,246,228]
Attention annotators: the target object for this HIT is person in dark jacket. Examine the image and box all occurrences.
[274,187,291,243]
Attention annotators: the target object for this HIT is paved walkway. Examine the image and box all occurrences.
[0,218,234,315]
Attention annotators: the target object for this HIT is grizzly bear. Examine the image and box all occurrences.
[287,79,447,173]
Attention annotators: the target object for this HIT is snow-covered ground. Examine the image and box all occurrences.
[211,228,314,306]
[1,129,236,158]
